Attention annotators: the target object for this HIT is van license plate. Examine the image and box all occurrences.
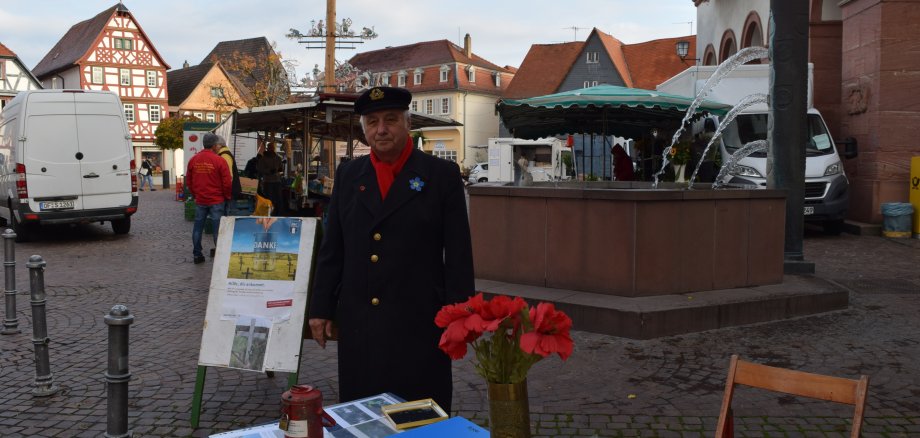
[804,206,815,215]
[39,200,75,210]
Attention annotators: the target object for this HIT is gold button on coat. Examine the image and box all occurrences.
[370,254,379,263]
[371,297,380,306]
[373,233,382,241]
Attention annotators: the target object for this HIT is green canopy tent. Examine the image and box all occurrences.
[496,84,731,140]
[496,84,732,179]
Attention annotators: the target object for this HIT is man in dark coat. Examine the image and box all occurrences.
[308,87,475,412]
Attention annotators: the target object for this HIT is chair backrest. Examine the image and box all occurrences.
[715,354,869,438]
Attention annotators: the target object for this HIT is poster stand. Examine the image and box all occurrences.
[190,216,320,428]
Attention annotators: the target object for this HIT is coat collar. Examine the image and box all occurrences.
[355,148,431,226]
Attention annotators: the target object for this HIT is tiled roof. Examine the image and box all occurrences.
[501,42,583,99]
[166,63,213,107]
[0,42,16,58]
[348,39,514,95]
[201,37,284,97]
[503,30,697,100]
[595,29,634,88]
[32,4,123,78]
[32,3,169,78]
[167,62,253,108]
[622,35,696,90]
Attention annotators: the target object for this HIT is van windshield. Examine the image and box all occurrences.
[721,114,835,157]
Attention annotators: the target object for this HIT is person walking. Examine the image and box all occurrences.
[257,140,284,215]
[138,157,155,191]
[308,86,475,411]
[186,133,232,264]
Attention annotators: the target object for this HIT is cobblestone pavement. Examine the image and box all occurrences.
[0,189,918,437]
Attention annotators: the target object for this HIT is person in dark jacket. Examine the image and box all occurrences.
[611,143,635,181]
[308,87,475,411]
[257,141,284,215]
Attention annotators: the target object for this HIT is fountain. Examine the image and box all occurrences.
[470,47,847,339]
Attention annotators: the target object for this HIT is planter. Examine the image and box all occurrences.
[487,380,531,438]
[672,162,687,183]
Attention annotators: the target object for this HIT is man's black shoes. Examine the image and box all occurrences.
[194,256,206,264]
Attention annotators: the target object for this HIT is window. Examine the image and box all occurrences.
[206,113,215,122]
[586,52,599,63]
[439,65,450,82]
[433,150,457,162]
[123,104,135,122]
[494,73,501,87]
[425,99,434,115]
[146,71,156,87]
[583,81,599,88]
[467,66,475,82]
[193,112,203,120]
[210,86,224,98]
[113,38,133,50]
[120,69,130,86]
[149,105,160,123]
[0,62,5,80]
[440,97,450,115]
[413,68,423,85]
[381,73,390,86]
[92,66,103,84]
[51,77,60,89]
[397,70,407,87]
[411,100,418,112]
[220,113,228,122]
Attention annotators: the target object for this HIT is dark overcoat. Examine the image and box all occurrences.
[309,148,475,411]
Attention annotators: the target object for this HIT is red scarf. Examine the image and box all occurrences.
[369,137,414,200]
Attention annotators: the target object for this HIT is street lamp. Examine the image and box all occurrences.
[675,40,691,60]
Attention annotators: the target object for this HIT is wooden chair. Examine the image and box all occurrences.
[716,354,869,438]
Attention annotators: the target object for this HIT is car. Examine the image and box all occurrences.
[468,163,488,184]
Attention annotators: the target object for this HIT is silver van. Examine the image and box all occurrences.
[0,90,138,241]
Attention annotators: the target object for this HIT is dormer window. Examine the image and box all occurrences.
[413,68,423,85]
[493,72,501,87]
[397,70,407,87]
[586,51,599,64]
[439,65,450,83]
[467,66,475,83]
[381,72,390,86]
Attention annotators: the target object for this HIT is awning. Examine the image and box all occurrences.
[219,96,461,145]
[497,84,731,140]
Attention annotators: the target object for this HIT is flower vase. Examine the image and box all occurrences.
[488,379,531,438]
[672,163,687,183]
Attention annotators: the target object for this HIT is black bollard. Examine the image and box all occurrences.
[105,304,134,438]
[2,229,20,335]
[28,255,59,396]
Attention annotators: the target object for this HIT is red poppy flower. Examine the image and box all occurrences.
[479,295,527,332]
[520,302,574,360]
[436,294,487,359]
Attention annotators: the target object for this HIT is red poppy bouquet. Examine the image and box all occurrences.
[435,293,574,384]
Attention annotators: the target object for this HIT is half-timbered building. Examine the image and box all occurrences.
[32,3,169,175]
[0,42,43,109]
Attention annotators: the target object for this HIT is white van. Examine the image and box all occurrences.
[0,90,138,241]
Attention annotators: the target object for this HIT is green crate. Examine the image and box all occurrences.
[184,199,196,221]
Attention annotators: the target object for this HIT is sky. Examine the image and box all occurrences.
[0,0,697,83]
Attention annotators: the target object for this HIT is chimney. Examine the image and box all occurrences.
[183,60,189,69]
[464,33,472,58]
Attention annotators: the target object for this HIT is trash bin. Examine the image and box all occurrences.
[162,170,170,189]
[881,202,914,238]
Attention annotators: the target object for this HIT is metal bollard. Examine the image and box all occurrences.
[28,255,59,397]
[2,229,20,335]
[105,304,134,438]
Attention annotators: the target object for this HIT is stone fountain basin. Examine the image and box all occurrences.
[468,181,786,297]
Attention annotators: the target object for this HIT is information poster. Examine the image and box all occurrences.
[198,217,318,373]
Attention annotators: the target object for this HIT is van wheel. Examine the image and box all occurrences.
[478,178,488,183]
[10,212,31,243]
[823,219,844,236]
[112,218,131,235]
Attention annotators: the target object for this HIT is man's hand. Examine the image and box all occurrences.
[309,318,335,348]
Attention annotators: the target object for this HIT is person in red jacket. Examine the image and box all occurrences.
[186,133,232,264]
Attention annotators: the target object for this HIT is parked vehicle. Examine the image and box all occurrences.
[657,64,857,234]
[486,137,573,183]
[0,90,138,241]
[468,162,488,183]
